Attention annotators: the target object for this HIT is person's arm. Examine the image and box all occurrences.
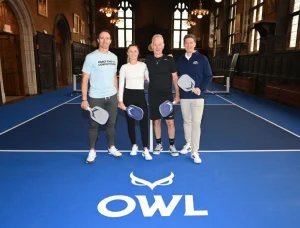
[118,66,126,110]
[170,58,180,103]
[81,72,89,101]
[114,57,119,96]
[190,57,212,96]
[172,72,180,103]
[81,72,90,109]
[144,65,149,82]
[81,56,91,110]
[118,66,125,102]
[177,60,181,77]
[114,73,119,96]
[145,56,151,82]
[200,57,213,92]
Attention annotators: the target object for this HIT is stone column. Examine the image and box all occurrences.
[0,57,6,104]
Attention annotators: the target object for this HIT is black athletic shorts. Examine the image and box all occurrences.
[148,93,174,120]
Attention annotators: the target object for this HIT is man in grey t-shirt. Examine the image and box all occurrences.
[81,30,121,163]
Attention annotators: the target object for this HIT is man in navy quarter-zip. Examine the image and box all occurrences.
[177,34,213,164]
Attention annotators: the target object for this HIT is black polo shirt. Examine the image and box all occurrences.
[145,55,177,95]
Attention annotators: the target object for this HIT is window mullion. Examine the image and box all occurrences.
[123,10,126,47]
[180,10,182,48]
[297,14,300,48]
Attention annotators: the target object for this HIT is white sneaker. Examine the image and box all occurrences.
[169,145,179,157]
[180,143,191,154]
[86,149,96,164]
[153,143,163,155]
[142,149,152,160]
[191,152,202,164]
[130,145,138,156]
[108,146,122,158]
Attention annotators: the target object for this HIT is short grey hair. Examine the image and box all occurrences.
[152,34,164,43]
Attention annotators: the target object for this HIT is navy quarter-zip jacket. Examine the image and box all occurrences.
[177,51,213,99]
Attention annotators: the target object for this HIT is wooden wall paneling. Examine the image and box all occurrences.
[254,57,260,74]
[72,42,92,75]
[248,57,254,74]
[288,54,300,84]
[279,55,288,78]
[272,56,280,79]
[240,57,246,75]
[259,57,265,76]
[266,57,273,77]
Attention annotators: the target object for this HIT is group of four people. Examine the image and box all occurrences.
[81,30,212,164]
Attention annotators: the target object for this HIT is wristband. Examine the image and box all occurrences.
[82,100,87,102]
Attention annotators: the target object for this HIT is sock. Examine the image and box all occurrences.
[156,138,162,144]
[169,138,174,146]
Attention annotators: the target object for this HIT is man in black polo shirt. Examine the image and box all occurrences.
[146,34,180,156]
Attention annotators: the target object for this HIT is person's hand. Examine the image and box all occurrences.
[118,101,126,110]
[192,87,201,96]
[81,100,89,110]
[173,95,180,104]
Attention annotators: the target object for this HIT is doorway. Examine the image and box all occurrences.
[53,14,72,87]
[0,1,25,103]
[55,27,67,87]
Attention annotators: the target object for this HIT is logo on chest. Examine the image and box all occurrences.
[98,60,116,66]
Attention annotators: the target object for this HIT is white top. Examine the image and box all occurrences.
[118,61,149,101]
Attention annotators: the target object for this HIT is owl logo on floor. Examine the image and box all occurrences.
[129,172,175,190]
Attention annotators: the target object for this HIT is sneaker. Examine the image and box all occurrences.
[142,149,153,160]
[153,143,163,155]
[191,152,202,164]
[86,149,96,164]
[180,143,191,154]
[169,145,179,157]
[130,145,138,156]
[108,146,122,158]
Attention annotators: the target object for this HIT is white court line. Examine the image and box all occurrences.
[1,149,300,153]
[0,95,82,136]
[200,104,233,106]
[208,92,300,139]
[64,103,234,106]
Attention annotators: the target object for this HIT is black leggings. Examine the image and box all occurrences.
[123,89,148,148]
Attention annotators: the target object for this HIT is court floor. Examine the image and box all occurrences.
[0,86,300,228]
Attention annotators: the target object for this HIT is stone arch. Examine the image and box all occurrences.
[53,14,72,84]
[0,0,37,94]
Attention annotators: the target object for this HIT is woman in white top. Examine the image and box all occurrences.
[118,45,152,160]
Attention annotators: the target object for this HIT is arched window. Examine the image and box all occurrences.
[288,0,300,48]
[172,2,189,49]
[117,1,133,47]
[249,0,264,53]
[213,8,220,57]
[228,0,237,55]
